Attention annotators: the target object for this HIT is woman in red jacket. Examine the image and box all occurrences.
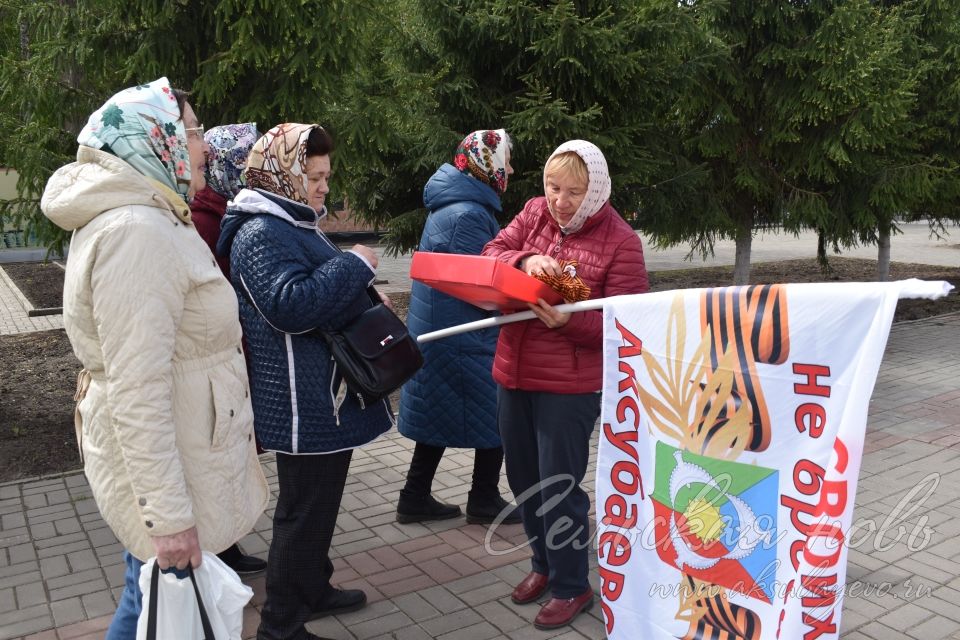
[481,140,649,630]
[189,122,267,576]
[191,123,259,280]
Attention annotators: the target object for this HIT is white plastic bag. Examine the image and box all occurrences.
[135,551,254,640]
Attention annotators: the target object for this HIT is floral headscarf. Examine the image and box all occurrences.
[453,129,511,195]
[243,123,318,204]
[544,139,611,234]
[204,123,259,199]
[78,77,192,200]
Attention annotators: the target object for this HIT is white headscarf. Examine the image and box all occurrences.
[543,140,611,234]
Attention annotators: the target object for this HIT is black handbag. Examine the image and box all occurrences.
[145,562,216,640]
[323,287,424,409]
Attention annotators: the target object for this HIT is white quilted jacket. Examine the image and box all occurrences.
[41,147,269,561]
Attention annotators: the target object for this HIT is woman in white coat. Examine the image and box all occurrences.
[41,78,269,639]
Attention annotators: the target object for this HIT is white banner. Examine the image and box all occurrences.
[596,280,950,640]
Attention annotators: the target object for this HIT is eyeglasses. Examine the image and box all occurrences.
[185,124,205,140]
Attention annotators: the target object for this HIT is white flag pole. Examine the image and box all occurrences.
[895,278,954,299]
[416,299,606,343]
[414,279,953,345]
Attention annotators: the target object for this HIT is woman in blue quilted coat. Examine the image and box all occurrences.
[218,123,391,640]
[396,130,520,526]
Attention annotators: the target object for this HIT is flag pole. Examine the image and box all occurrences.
[416,299,607,343]
[414,279,954,344]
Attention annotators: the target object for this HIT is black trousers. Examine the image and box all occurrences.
[257,450,352,640]
[401,442,505,503]
[498,388,600,599]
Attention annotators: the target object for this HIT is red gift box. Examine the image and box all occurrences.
[409,252,564,311]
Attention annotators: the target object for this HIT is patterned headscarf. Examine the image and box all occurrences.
[78,77,192,200]
[204,123,259,199]
[543,140,611,234]
[243,123,318,204]
[453,129,511,195]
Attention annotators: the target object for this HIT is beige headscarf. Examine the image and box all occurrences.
[243,123,319,204]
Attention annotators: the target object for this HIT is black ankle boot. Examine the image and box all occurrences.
[466,494,522,525]
[309,587,367,619]
[396,494,462,524]
[216,543,267,575]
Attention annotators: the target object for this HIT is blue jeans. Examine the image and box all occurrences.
[106,550,189,639]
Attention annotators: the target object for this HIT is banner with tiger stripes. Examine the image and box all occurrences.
[595,280,951,640]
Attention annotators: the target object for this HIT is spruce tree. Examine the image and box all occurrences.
[334,0,708,252]
[4,0,957,270]
[843,0,960,280]
[0,1,127,252]
[0,0,378,251]
[640,0,937,284]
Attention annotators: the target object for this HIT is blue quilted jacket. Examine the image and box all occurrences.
[398,164,502,448]
[217,189,393,454]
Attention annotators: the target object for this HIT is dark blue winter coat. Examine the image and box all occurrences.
[218,188,392,454]
[398,164,502,448]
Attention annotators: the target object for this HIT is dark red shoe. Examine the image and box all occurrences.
[510,571,549,604]
[533,588,594,629]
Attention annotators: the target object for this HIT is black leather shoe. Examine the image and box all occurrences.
[309,588,367,619]
[466,494,522,525]
[396,494,462,524]
[217,543,267,575]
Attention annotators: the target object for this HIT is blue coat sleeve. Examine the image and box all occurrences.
[231,218,375,334]
[434,205,500,352]
[449,212,495,256]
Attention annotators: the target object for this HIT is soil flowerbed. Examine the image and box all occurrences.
[0,257,956,482]
[2,261,64,310]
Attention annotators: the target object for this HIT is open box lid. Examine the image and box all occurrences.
[409,252,563,311]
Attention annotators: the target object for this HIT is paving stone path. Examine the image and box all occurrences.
[1,241,958,639]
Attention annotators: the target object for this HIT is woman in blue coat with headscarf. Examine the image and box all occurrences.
[397,130,521,525]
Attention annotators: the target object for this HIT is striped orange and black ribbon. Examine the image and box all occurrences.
[699,284,790,453]
[533,259,591,302]
[680,575,763,640]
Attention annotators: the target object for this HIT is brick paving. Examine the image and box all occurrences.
[1,242,959,639]
[0,267,62,335]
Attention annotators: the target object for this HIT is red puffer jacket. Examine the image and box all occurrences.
[189,186,231,278]
[482,196,649,393]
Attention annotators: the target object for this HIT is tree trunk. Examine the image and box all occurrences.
[733,224,752,285]
[20,24,28,59]
[877,226,891,282]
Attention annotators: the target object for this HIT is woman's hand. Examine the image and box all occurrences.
[521,254,562,278]
[351,244,379,269]
[528,298,570,329]
[376,289,394,311]
[151,526,202,570]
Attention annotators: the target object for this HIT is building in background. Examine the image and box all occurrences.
[321,199,379,238]
[0,168,32,249]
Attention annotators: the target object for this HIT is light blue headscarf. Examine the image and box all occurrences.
[204,123,259,199]
[78,77,192,200]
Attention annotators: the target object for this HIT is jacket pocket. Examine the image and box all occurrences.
[73,369,93,463]
[209,375,242,451]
